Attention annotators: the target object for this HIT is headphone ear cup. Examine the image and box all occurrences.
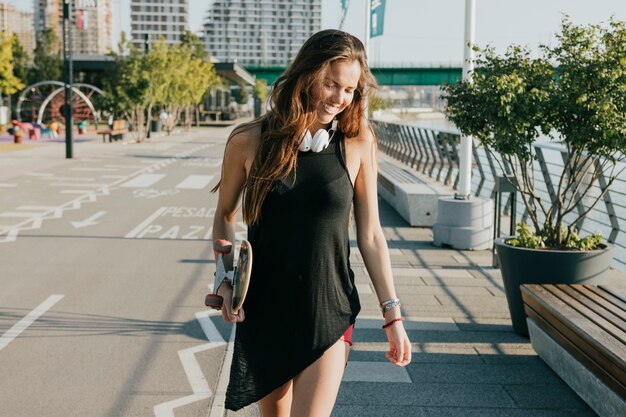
[310,129,330,152]
[299,130,312,152]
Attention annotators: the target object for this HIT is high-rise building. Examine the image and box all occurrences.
[130,0,189,48]
[0,3,35,58]
[34,0,112,55]
[202,0,322,66]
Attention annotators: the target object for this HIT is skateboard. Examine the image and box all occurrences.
[205,239,253,315]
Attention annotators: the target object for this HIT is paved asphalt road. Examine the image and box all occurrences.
[0,128,239,417]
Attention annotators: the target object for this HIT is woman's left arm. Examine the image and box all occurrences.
[352,124,412,367]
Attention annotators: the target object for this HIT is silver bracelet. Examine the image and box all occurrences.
[380,297,400,307]
[380,298,401,315]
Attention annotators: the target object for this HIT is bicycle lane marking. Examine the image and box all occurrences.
[124,206,247,241]
[0,295,65,352]
[0,143,215,243]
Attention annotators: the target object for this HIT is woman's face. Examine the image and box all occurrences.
[312,59,361,130]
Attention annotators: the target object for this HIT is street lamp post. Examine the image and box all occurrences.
[63,0,73,159]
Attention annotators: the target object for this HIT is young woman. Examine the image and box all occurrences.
[212,29,411,417]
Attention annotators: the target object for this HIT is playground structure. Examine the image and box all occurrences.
[15,81,104,127]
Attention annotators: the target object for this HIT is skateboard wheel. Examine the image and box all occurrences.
[205,293,224,309]
[213,239,233,254]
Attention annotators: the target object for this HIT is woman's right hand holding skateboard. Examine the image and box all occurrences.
[217,280,246,323]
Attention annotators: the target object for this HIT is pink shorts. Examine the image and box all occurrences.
[340,324,355,346]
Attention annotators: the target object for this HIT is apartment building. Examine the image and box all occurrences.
[34,0,112,55]
[0,3,35,57]
[130,0,189,48]
[202,0,322,66]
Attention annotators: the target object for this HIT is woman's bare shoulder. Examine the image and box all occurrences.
[344,118,375,149]
[227,121,261,153]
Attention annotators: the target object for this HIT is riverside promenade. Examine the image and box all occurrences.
[0,123,624,417]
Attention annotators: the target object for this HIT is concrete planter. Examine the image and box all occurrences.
[495,238,614,336]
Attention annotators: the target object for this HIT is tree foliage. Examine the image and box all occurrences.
[103,32,218,141]
[235,83,249,105]
[31,28,62,83]
[253,79,268,102]
[11,35,29,86]
[442,18,626,249]
[0,32,25,96]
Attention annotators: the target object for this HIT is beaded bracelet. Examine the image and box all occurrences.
[382,317,404,329]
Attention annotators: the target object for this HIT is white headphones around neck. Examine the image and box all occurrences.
[298,119,339,153]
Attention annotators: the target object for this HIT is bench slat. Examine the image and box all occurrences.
[542,285,626,358]
[591,285,626,314]
[521,285,626,387]
[525,302,626,399]
[543,285,626,365]
[564,285,626,335]
[585,285,626,316]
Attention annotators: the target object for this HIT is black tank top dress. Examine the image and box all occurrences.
[224,129,361,411]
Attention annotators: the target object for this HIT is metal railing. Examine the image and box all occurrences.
[371,120,626,272]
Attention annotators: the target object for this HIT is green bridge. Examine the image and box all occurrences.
[246,66,463,86]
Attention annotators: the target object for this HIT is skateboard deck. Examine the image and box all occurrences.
[205,239,252,315]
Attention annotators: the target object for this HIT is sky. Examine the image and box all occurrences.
[10,0,626,64]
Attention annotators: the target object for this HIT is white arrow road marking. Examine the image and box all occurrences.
[0,295,64,352]
[71,211,107,228]
[153,310,229,417]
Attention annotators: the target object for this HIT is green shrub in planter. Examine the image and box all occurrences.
[442,18,626,250]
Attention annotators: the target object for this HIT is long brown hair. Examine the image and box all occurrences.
[216,30,378,225]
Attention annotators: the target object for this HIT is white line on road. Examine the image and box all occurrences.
[0,295,65,352]
[0,183,17,188]
[17,206,61,211]
[60,190,92,194]
[175,175,215,190]
[153,310,227,417]
[209,325,236,417]
[0,212,47,218]
[51,183,108,187]
[42,176,95,181]
[125,207,168,238]
[70,167,119,172]
[71,211,106,228]
[25,172,53,177]
[120,174,166,188]
[105,164,146,169]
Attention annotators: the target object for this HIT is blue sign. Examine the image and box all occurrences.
[370,0,386,38]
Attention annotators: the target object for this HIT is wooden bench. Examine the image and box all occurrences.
[521,284,626,417]
[97,120,128,142]
[377,158,451,226]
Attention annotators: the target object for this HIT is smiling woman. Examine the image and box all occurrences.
[209,29,411,417]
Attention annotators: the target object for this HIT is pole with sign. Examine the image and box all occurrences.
[62,0,73,159]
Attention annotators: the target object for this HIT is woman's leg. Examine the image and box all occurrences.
[290,339,351,417]
[258,379,293,417]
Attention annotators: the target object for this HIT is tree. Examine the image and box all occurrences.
[442,18,626,249]
[102,34,219,141]
[0,32,25,118]
[235,83,249,105]
[253,79,268,103]
[31,28,62,83]
[11,35,29,85]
